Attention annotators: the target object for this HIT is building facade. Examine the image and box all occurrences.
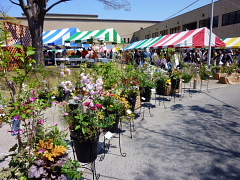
[17,13,159,45]
[133,0,240,42]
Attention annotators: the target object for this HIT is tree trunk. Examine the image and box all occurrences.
[27,19,44,66]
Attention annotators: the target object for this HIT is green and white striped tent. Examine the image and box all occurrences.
[65,28,122,44]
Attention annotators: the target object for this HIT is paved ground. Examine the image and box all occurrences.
[1,80,240,180]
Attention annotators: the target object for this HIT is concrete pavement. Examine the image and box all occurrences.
[1,80,240,180]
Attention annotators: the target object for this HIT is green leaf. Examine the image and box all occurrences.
[26,50,35,56]
[14,44,23,50]
[14,53,23,57]
[9,144,18,152]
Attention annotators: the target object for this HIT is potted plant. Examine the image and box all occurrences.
[60,73,112,163]
[199,65,212,80]
[95,91,126,133]
[153,70,171,95]
[170,68,182,89]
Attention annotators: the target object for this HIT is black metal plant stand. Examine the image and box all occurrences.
[138,101,154,120]
[70,136,100,180]
[99,119,126,161]
[154,88,167,109]
[199,76,210,93]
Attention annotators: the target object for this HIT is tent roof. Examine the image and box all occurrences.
[150,27,225,49]
[65,28,122,44]
[43,27,80,46]
[125,27,225,50]
[222,37,240,49]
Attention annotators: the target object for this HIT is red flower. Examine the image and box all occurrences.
[95,104,103,108]
[84,102,91,106]
[109,94,115,97]
[133,81,139,85]
[90,107,96,110]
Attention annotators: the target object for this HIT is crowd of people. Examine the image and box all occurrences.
[124,48,240,70]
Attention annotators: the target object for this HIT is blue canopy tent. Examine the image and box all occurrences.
[43,27,80,48]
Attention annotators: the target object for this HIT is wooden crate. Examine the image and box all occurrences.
[135,95,141,110]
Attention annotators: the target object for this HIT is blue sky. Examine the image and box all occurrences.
[1,0,217,21]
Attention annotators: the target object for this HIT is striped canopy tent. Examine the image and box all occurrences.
[150,27,225,49]
[124,39,146,50]
[65,28,122,44]
[43,27,80,48]
[134,36,164,50]
[222,37,240,49]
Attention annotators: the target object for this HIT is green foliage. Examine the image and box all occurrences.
[61,159,82,179]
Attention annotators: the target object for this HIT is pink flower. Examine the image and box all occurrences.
[60,101,67,106]
[63,113,69,115]
[95,104,103,108]
[54,123,58,126]
[38,149,47,153]
[30,97,37,101]
[90,107,96,110]
[52,101,58,106]
[84,102,91,106]
[13,116,20,120]
[38,119,45,124]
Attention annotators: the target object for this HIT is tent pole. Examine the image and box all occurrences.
[208,0,214,67]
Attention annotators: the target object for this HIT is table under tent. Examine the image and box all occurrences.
[62,28,124,64]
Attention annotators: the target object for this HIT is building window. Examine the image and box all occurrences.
[123,38,126,43]
[127,38,130,43]
[145,34,150,39]
[170,26,180,34]
[199,16,218,28]
[160,29,168,36]
[222,10,240,26]
[135,37,139,41]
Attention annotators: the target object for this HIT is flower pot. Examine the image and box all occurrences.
[56,92,70,102]
[140,87,152,102]
[200,75,209,80]
[70,130,99,163]
[126,96,137,112]
[182,78,191,83]
[156,86,165,95]
[106,114,120,133]
[171,78,180,89]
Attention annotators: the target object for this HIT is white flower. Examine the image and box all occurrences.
[126,109,132,114]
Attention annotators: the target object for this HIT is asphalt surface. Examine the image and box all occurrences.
[1,80,240,180]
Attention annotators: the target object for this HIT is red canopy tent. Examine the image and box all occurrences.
[150,27,225,49]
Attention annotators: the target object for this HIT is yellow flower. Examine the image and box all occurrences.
[43,152,54,161]
[37,139,54,150]
[51,146,67,157]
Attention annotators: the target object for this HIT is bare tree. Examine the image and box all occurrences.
[0,5,22,23]
[8,0,131,65]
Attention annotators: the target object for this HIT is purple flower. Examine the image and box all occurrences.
[54,123,58,126]
[30,97,37,101]
[38,119,45,124]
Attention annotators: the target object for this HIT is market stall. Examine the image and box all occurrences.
[150,27,225,49]
[43,27,80,48]
[64,28,122,44]
[221,37,240,49]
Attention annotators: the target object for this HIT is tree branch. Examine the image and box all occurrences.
[46,0,70,12]
[9,0,20,6]
[97,0,131,11]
